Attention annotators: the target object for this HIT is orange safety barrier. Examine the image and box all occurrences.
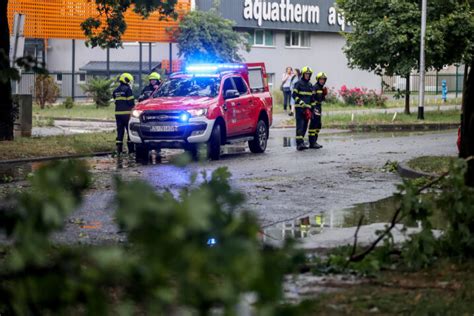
[8,0,190,42]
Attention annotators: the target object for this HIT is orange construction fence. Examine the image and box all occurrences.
[8,0,191,42]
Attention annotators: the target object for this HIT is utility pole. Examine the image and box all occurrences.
[418,0,427,120]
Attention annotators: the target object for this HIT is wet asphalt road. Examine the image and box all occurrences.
[49,128,458,244]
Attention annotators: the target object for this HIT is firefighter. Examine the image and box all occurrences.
[308,72,328,149]
[292,66,316,151]
[138,72,162,102]
[113,73,135,154]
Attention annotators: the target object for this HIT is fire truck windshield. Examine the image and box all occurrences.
[153,77,220,98]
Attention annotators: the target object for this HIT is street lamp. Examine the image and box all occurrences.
[418,0,427,120]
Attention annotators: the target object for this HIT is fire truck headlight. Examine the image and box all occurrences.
[187,108,208,117]
[132,110,143,118]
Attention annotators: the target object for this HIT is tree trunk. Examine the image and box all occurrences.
[405,74,410,115]
[0,0,14,141]
[460,61,474,186]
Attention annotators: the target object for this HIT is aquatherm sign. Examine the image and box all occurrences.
[196,0,351,32]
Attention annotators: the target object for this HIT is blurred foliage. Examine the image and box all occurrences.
[81,77,115,108]
[0,160,301,314]
[81,0,178,49]
[174,10,251,63]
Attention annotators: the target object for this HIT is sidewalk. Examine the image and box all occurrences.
[33,120,115,137]
[273,104,461,128]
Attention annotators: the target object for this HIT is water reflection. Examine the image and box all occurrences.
[263,195,446,242]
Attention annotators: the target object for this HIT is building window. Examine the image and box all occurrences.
[78,73,86,83]
[56,73,63,83]
[285,31,311,48]
[248,29,274,47]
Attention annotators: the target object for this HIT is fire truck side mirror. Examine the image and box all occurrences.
[224,89,240,100]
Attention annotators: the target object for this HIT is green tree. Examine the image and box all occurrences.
[81,77,115,108]
[174,9,250,63]
[336,0,473,114]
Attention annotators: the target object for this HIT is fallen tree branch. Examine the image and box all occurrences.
[349,169,451,263]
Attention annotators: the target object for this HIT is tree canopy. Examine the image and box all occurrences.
[174,10,250,64]
[336,0,474,76]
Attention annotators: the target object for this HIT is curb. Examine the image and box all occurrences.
[397,161,438,179]
[273,122,459,132]
[0,152,114,165]
[37,116,115,123]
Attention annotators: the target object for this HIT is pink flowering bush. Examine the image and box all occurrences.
[338,85,387,107]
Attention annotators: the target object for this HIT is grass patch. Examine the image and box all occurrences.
[0,132,115,160]
[291,260,474,314]
[33,117,55,127]
[407,156,459,175]
[283,109,461,127]
[34,103,115,121]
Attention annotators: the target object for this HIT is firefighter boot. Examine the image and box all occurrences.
[310,143,323,149]
[127,141,135,154]
[116,143,123,155]
[297,143,308,151]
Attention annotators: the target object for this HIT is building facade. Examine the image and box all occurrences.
[195,0,381,91]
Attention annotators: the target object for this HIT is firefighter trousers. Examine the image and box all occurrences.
[295,107,309,145]
[115,114,133,152]
[308,104,322,146]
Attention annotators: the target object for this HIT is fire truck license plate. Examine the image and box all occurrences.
[150,125,178,132]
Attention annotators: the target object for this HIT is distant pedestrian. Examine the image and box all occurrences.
[289,68,301,116]
[113,73,135,154]
[281,67,293,112]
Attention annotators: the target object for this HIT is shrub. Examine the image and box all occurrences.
[35,75,60,109]
[62,97,74,109]
[338,85,387,107]
[81,77,115,108]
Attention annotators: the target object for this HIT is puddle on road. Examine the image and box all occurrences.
[263,195,446,242]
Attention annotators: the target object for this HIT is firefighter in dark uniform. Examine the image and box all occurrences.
[292,66,316,151]
[308,72,328,149]
[138,72,161,102]
[113,73,135,154]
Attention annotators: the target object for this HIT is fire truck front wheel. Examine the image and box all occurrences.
[249,120,268,153]
[207,124,222,160]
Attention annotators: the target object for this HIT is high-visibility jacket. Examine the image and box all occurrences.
[292,79,315,108]
[113,83,135,115]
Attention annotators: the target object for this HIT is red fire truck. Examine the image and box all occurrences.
[129,63,273,161]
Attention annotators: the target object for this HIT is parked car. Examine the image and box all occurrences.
[129,63,273,161]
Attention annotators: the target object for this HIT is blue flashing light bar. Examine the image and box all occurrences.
[186,63,246,74]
